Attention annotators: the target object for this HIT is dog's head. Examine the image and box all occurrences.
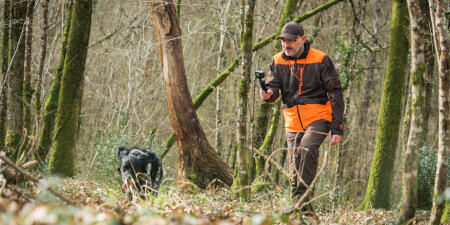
[118,147,147,188]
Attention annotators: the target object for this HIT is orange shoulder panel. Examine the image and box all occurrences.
[273,51,286,65]
[272,48,326,65]
[306,48,326,64]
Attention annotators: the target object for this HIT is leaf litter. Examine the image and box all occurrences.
[0,178,431,225]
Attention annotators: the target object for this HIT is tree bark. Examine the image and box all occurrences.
[215,0,231,156]
[148,0,233,189]
[6,0,27,161]
[419,0,433,146]
[0,0,11,149]
[359,0,409,210]
[48,0,92,177]
[36,1,73,162]
[22,0,36,156]
[398,0,427,223]
[428,0,449,224]
[35,0,50,116]
[232,0,256,199]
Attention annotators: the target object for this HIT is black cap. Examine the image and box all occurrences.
[277,22,304,40]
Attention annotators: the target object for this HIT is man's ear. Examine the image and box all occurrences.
[117,146,128,158]
[300,35,307,43]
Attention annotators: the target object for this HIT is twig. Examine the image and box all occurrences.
[0,154,77,206]
[251,147,290,179]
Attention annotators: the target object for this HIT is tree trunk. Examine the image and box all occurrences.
[35,0,50,116]
[48,0,92,177]
[22,0,36,157]
[419,0,433,146]
[148,0,233,189]
[398,0,427,222]
[6,0,27,161]
[36,1,73,162]
[0,0,11,149]
[428,0,449,224]
[232,0,256,199]
[215,0,231,156]
[359,0,409,210]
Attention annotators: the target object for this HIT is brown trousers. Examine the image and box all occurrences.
[287,119,330,209]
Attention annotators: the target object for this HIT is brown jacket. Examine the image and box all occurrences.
[265,41,344,135]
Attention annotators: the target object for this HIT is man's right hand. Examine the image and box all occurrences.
[260,88,273,100]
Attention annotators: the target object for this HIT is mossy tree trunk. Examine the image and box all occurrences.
[48,0,92,177]
[252,0,300,189]
[232,0,256,199]
[6,0,27,161]
[428,0,449,224]
[36,1,73,162]
[398,0,427,223]
[359,0,409,210]
[148,0,233,189]
[0,0,11,149]
[22,0,36,156]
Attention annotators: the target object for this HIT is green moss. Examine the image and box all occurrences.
[359,0,409,210]
[442,201,450,223]
[187,169,197,182]
[5,131,22,160]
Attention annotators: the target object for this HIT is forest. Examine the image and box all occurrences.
[0,0,449,224]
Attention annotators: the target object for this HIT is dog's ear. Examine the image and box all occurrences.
[117,146,128,158]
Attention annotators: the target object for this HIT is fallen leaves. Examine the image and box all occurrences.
[0,178,431,224]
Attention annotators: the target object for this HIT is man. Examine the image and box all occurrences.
[260,22,344,213]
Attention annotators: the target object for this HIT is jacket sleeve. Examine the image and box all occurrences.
[320,55,344,136]
[265,58,281,103]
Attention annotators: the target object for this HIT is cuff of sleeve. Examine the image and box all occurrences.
[331,124,343,136]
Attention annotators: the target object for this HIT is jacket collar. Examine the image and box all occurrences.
[282,40,310,61]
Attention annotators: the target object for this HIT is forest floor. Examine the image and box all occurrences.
[0,178,432,225]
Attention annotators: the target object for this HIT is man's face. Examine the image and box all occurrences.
[281,36,306,57]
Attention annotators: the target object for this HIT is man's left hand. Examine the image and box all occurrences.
[328,134,342,146]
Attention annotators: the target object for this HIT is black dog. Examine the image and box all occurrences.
[117,146,163,199]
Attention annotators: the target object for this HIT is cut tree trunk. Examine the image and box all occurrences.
[148,0,232,189]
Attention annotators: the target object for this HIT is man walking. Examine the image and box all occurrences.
[260,22,344,213]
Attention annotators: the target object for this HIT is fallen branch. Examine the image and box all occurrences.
[2,159,38,181]
[0,154,77,206]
